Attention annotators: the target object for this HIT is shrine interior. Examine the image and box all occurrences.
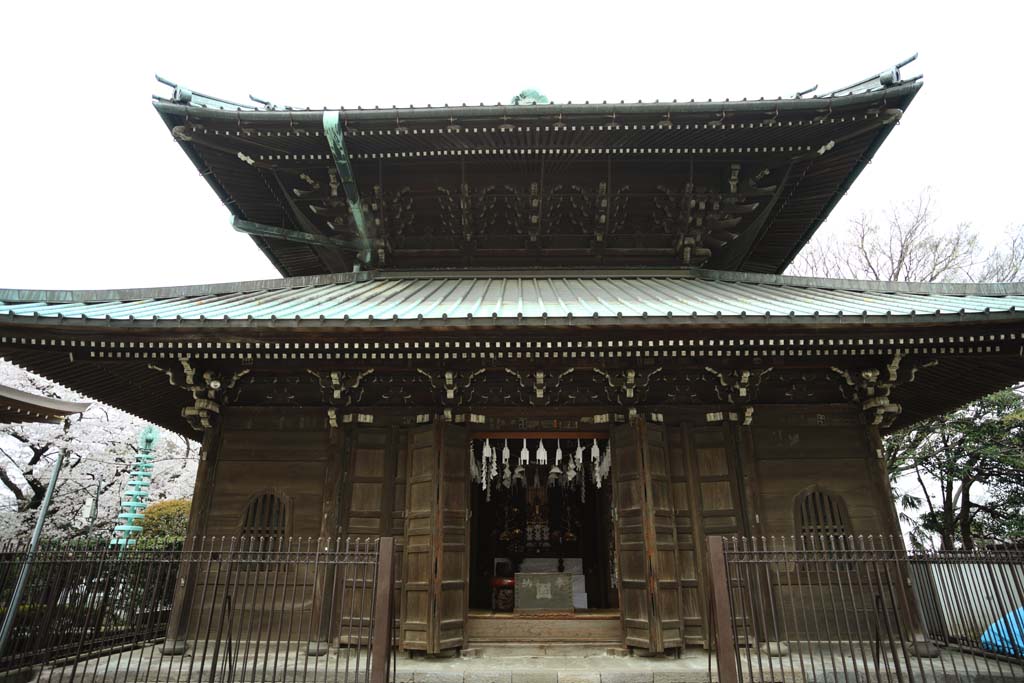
[467,436,619,614]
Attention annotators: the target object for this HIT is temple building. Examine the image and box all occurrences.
[0,384,88,425]
[2,61,1023,655]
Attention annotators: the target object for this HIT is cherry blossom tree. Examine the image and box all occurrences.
[0,360,197,540]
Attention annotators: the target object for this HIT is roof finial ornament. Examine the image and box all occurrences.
[511,89,549,105]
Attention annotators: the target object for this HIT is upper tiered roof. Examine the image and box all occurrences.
[153,60,921,277]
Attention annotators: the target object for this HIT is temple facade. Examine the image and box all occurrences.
[2,62,1024,654]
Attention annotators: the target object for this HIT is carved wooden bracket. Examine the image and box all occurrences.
[308,369,375,406]
[703,366,772,424]
[149,358,249,431]
[830,352,937,428]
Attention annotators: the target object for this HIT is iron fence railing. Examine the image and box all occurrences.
[708,535,1024,683]
[0,536,396,683]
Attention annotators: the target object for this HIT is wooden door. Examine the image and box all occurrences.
[335,425,405,643]
[667,423,746,646]
[399,421,470,653]
[666,425,707,645]
[611,418,682,653]
[641,420,685,650]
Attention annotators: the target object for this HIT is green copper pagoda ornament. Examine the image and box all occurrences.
[111,425,160,547]
[512,89,549,105]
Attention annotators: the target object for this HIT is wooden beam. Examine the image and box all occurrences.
[232,216,370,251]
[323,111,373,266]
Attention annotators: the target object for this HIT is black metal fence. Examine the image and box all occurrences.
[0,536,396,683]
[708,535,1024,683]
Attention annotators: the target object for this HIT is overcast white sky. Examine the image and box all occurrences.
[1,1,1021,290]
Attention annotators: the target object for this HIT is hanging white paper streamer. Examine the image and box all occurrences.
[536,440,548,465]
[520,439,530,465]
[480,439,490,489]
[482,439,493,500]
[575,439,584,468]
[591,439,601,487]
[598,442,612,487]
[502,458,512,488]
[548,462,562,486]
[470,444,480,483]
[555,442,564,466]
[502,439,511,464]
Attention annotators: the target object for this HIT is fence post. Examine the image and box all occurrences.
[707,536,739,683]
[370,537,396,683]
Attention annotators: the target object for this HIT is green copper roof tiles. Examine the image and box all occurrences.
[3,271,1024,327]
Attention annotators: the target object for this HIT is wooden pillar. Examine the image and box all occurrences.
[866,424,939,657]
[161,422,222,654]
[707,536,739,683]
[735,425,763,538]
[309,423,347,655]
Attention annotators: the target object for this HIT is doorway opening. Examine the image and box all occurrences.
[467,433,619,620]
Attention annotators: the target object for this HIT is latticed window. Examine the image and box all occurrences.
[239,492,289,545]
[795,487,851,551]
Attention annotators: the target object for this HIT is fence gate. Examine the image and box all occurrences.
[0,536,397,683]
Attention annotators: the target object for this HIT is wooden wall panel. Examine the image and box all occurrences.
[691,426,743,538]
[751,420,890,538]
[205,407,331,539]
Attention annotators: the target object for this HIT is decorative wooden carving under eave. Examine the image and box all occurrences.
[437,184,505,245]
[307,369,375,406]
[148,359,250,431]
[829,352,938,428]
[653,165,773,267]
[702,366,774,424]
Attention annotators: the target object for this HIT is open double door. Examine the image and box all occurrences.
[338,419,743,655]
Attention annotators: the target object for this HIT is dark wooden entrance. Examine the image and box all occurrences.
[391,417,746,655]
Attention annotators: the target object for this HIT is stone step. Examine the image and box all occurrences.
[462,643,628,658]
[466,613,622,644]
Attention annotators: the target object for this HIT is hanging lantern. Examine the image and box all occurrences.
[536,440,548,465]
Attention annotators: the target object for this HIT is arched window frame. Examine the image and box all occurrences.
[237,489,293,545]
[792,485,852,551]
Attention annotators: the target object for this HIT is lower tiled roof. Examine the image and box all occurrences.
[3,270,1024,328]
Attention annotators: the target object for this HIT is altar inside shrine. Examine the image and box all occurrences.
[469,436,618,614]
[514,572,575,614]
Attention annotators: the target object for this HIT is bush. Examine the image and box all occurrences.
[138,499,191,540]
